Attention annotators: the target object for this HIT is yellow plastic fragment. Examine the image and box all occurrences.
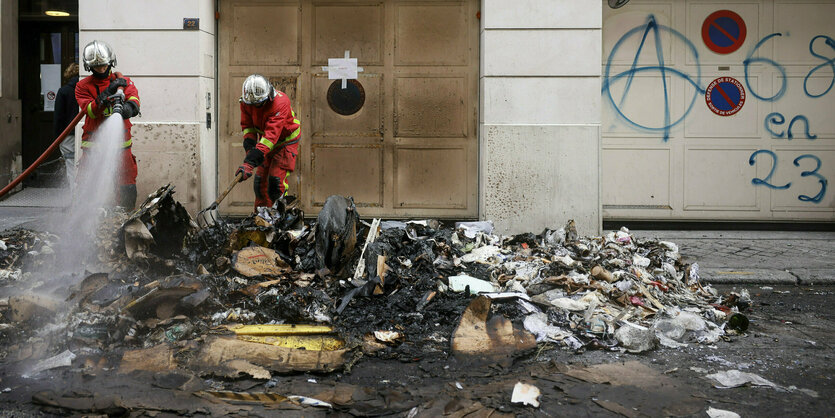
[237,334,345,351]
[226,324,334,336]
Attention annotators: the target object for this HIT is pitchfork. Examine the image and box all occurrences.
[196,172,243,229]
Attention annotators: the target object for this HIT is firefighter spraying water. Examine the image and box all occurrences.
[49,40,142,277]
[74,40,141,210]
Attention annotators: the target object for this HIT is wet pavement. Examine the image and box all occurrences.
[0,202,833,416]
[0,283,832,416]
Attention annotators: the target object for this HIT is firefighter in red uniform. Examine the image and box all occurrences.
[236,74,301,209]
[75,40,141,209]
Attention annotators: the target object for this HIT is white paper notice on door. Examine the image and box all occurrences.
[41,64,61,111]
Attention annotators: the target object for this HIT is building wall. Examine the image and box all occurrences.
[0,0,22,189]
[480,0,602,236]
[79,0,216,214]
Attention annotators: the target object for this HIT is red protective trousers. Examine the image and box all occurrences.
[252,141,300,208]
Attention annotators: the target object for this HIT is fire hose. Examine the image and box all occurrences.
[0,110,84,199]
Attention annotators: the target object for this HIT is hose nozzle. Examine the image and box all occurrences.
[108,89,125,117]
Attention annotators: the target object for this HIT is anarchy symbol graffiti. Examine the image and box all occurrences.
[602,15,704,141]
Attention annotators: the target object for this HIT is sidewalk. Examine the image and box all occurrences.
[629,230,835,285]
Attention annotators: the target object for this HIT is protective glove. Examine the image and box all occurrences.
[96,91,112,107]
[236,162,255,181]
[236,148,265,182]
[106,77,128,95]
[244,147,265,168]
[243,137,257,153]
[119,101,139,119]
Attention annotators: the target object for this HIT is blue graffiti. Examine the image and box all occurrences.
[764,112,786,138]
[749,150,791,189]
[804,35,835,98]
[765,113,817,139]
[749,151,829,202]
[603,14,830,205]
[793,155,827,203]
[787,115,817,139]
[744,33,787,101]
[602,15,703,141]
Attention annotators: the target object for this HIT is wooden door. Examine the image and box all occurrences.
[219,0,479,218]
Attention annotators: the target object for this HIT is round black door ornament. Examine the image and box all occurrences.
[327,79,365,116]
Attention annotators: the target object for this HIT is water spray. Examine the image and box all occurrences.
[51,77,131,280]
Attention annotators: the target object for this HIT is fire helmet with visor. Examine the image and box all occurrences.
[82,40,117,72]
[241,74,275,105]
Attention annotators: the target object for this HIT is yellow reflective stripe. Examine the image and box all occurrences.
[283,177,289,193]
[87,103,96,119]
[259,126,300,151]
[293,119,301,124]
[80,139,132,148]
[284,127,301,142]
[127,96,140,105]
[258,137,274,151]
[243,127,265,135]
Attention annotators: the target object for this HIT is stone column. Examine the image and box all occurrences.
[480,0,602,235]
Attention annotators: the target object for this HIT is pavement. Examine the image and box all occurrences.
[629,230,835,285]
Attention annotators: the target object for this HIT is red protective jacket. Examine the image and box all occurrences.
[75,71,140,147]
[240,91,300,159]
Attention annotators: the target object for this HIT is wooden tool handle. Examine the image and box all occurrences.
[214,172,243,206]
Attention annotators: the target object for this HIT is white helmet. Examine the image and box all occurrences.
[241,74,275,105]
[82,40,117,72]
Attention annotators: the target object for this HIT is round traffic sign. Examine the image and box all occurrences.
[705,77,745,116]
[702,10,747,54]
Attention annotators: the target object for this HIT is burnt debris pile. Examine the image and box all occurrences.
[0,186,751,384]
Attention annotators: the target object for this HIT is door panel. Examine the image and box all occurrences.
[230,5,300,66]
[602,148,671,209]
[219,0,478,217]
[311,144,383,206]
[312,4,384,65]
[394,146,468,208]
[394,4,468,65]
[683,148,760,211]
[393,76,468,138]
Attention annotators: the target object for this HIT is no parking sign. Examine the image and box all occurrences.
[702,10,747,54]
[705,77,746,116]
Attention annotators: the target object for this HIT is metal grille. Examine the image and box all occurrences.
[0,188,71,208]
